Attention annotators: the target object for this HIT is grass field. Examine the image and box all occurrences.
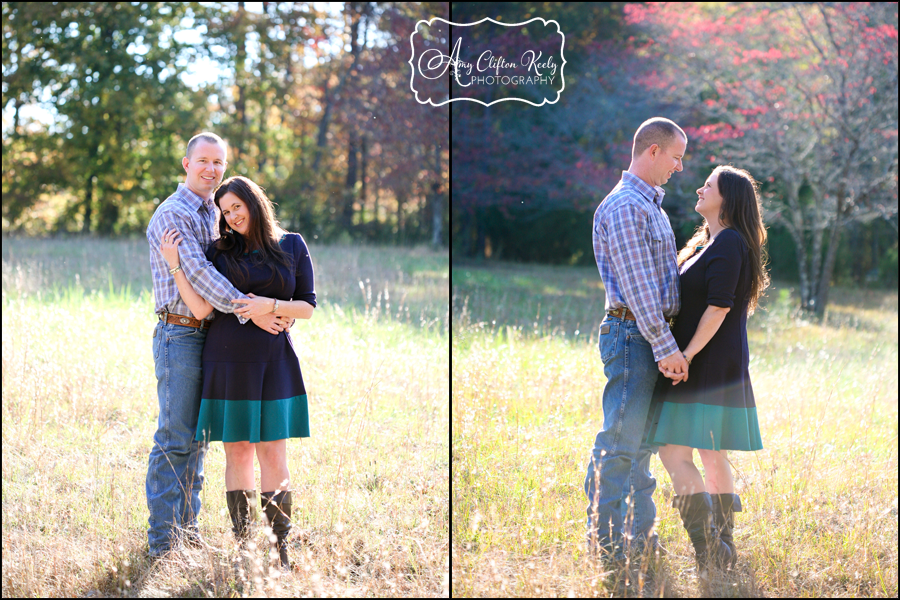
[2,236,449,597]
[452,260,898,597]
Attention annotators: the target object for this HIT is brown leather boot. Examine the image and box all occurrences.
[261,490,292,569]
[226,490,257,544]
[710,493,741,570]
[673,492,733,579]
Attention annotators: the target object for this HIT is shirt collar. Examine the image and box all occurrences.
[621,171,665,208]
[177,182,215,212]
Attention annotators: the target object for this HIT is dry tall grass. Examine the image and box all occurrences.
[2,236,449,597]
[452,261,898,598]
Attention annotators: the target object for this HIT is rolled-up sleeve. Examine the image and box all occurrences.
[606,205,680,361]
[705,231,744,309]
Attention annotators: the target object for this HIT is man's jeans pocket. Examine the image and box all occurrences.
[599,321,618,363]
[627,324,650,348]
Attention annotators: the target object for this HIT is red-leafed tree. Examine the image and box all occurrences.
[624,2,898,317]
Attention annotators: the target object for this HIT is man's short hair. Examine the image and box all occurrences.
[186,132,227,160]
[632,118,686,159]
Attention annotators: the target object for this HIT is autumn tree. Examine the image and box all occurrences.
[624,2,899,317]
[2,2,204,234]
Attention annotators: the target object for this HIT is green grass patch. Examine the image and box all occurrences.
[2,237,449,598]
[452,259,898,598]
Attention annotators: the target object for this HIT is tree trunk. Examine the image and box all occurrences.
[82,174,94,234]
[235,3,248,163]
[809,208,824,311]
[359,135,367,224]
[397,189,406,244]
[343,133,358,230]
[432,142,442,248]
[475,210,486,258]
[813,185,847,319]
[431,182,442,248]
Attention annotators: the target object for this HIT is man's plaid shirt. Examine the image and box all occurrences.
[147,183,249,322]
[593,171,681,361]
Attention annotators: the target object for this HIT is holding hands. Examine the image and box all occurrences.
[234,295,295,333]
[658,351,690,385]
[232,293,276,319]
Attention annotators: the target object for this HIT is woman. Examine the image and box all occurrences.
[160,175,316,570]
[646,165,769,576]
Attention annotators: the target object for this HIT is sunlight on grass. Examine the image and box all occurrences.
[2,237,449,598]
[452,261,898,598]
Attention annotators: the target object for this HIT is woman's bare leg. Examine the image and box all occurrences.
[697,449,734,495]
[223,441,256,491]
[256,439,290,493]
[658,444,707,496]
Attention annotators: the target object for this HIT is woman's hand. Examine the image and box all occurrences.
[160,228,182,269]
[232,292,276,319]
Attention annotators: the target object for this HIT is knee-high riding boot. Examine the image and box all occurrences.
[261,490,292,569]
[710,493,741,570]
[226,490,258,544]
[673,492,733,578]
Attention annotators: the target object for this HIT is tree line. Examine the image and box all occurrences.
[2,2,449,247]
[451,2,898,316]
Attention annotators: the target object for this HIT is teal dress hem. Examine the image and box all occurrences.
[196,395,310,443]
[646,394,763,451]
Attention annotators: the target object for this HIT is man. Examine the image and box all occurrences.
[584,117,689,566]
[145,132,290,558]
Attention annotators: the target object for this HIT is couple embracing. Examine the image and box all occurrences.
[145,132,316,569]
[585,117,769,578]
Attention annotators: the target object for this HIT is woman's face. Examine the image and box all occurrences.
[695,171,723,223]
[220,191,252,236]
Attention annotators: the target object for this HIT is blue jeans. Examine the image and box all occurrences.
[146,320,209,556]
[584,316,661,560]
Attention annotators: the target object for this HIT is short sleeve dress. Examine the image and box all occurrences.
[194,232,317,443]
[645,228,763,451]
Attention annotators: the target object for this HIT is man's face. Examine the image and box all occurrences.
[653,135,686,187]
[183,140,227,199]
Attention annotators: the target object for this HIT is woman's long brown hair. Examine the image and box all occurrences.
[677,165,770,314]
[212,176,292,289]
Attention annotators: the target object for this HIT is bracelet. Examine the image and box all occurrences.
[683,352,692,365]
[271,298,280,313]
[169,264,182,276]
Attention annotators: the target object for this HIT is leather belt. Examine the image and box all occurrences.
[607,307,637,321]
[158,312,212,330]
[607,307,676,329]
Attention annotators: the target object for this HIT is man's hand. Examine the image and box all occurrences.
[232,293,276,319]
[251,312,288,336]
[658,351,689,385]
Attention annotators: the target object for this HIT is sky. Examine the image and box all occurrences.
[2,2,366,135]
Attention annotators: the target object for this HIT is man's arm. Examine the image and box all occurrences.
[159,229,215,319]
[150,213,249,314]
[605,205,680,362]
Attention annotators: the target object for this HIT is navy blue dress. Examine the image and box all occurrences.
[194,233,317,443]
[646,228,763,451]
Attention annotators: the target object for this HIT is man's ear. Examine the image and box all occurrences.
[182,157,189,172]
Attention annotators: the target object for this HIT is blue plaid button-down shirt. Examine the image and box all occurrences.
[593,171,680,361]
[147,182,249,322]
